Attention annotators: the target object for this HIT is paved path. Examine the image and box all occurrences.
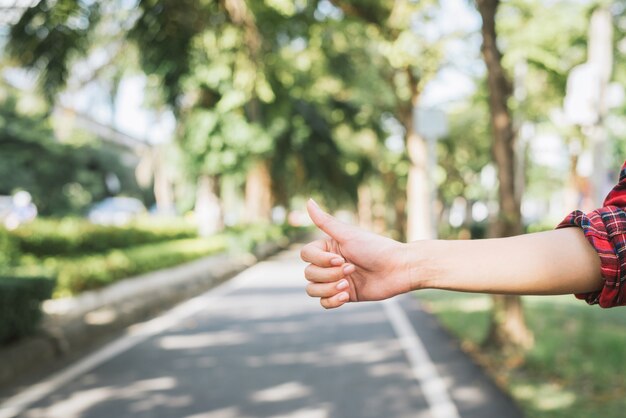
[0,246,522,418]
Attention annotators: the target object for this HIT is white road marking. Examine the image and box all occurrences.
[383,298,461,418]
[0,268,258,418]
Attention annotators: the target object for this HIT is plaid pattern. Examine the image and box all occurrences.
[556,160,626,308]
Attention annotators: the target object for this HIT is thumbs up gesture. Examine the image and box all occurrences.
[300,199,412,309]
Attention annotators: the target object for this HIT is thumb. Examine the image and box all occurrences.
[306,199,351,241]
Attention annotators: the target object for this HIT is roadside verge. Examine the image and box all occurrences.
[0,236,297,390]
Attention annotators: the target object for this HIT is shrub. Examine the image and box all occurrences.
[52,236,228,296]
[0,276,56,345]
[12,223,307,298]
[0,228,18,269]
[10,218,197,257]
[226,223,286,253]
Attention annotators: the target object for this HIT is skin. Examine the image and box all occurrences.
[301,199,604,309]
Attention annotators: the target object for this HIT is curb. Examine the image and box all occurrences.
[0,237,294,390]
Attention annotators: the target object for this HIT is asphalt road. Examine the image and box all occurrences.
[1,246,523,418]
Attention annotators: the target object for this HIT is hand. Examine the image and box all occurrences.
[300,199,411,309]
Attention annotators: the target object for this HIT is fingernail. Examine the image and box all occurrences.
[331,257,345,266]
[309,198,319,208]
[338,292,349,302]
[336,279,348,290]
[343,264,355,275]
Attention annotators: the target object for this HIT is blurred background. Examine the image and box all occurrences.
[1,0,626,417]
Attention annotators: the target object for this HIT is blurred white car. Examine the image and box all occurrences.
[88,197,147,225]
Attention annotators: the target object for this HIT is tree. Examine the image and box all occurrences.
[0,88,143,215]
[251,1,394,212]
[326,0,445,241]
[7,0,101,104]
[498,0,589,220]
[475,0,533,351]
[8,0,371,228]
[436,84,493,239]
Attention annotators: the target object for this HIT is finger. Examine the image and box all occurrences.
[306,199,352,242]
[300,240,344,267]
[306,279,350,298]
[320,291,350,309]
[304,264,350,283]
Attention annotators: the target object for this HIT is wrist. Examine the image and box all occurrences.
[405,240,446,291]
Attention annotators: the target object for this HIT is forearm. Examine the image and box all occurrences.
[409,228,604,295]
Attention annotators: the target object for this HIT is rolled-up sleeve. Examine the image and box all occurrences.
[555,160,626,308]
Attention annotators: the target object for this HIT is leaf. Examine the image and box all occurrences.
[216,90,247,112]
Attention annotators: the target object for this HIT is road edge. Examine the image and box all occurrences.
[0,236,301,391]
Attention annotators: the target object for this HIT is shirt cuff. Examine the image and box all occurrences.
[556,207,626,308]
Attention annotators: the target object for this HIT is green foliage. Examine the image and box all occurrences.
[128,0,208,106]
[177,4,361,204]
[437,90,493,208]
[498,0,589,122]
[12,223,303,297]
[180,109,271,177]
[0,276,56,344]
[0,91,144,215]
[0,229,18,269]
[226,223,286,253]
[6,0,444,213]
[10,218,197,258]
[50,236,228,296]
[177,17,276,177]
[8,0,101,102]
[254,3,405,208]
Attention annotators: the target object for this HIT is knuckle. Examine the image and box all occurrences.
[305,283,315,297]
[320,298,330,309]
[304,264,313,278]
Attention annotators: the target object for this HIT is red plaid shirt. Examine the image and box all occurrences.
[556,160,626,308]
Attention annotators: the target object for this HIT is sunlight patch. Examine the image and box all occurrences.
[251,381,312,403]
[158,331,248,350]
[24,386,114,417]
[512,383,576,411]
[184,406,243,418]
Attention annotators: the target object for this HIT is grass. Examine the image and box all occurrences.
[416,290,626,418]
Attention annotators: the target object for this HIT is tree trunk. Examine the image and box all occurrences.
[476,0,533,351]
[223,0,276,223]
[405,130,432,241]
[487,295,533,352]
[153,146,175,216]
[383,171,407,242]
[401,71,433,242]
[195,175,223,237]
[244,159,273,223]
[394,193,407,242]
[564,152,582,213]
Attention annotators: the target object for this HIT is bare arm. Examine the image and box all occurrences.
[301,200,604,309]
[409,228,603,295]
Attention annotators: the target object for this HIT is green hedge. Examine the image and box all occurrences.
[10,223,307,298]
[0,276,56,344]
[226,224,285,252]
[9,218,197,257]
[225,223,310,252]
[0,223,306,347]
[0,229,18,269]
[49,236,228,296]
[47,224,305,297]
